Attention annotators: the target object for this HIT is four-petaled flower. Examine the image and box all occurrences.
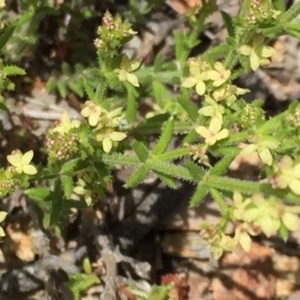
[73,179,92,206]
[181,58,210,96]
[239,33,274,71]
[7,149,37,175]
[117,54,141,87]
[207,62,231,87]
[198,96,225,121]
[96,130,127,153]
[51,111,81,134]
[81,101,103,127]
[273,155,300,195]
[195,117,229,146]
[240,136,278,166]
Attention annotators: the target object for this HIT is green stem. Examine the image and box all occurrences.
[155,148,190,161]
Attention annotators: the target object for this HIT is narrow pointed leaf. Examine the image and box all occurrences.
[210,188,227,213]
[272,0,286,12]
[24,187,51,202]
[258,111,285,134]
[220,10,234,37]
[206,175,260,194]
[147,159,193,181]
[184,160,206,181]
[190,184,208,207]
[61,158,87,173]
[126,85,137,124]
[61,175,73,199]
[177,94,199,122]
[3,66,26,76]
[152,118,174,155]
[132,140,149,162]
[83,79,96,100]
[155,172,176,189]
[0,26,15,51]
[124,165,149,188]
[210,153,236,176]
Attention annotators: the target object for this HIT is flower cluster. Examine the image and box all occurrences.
[46,111,81,161]
[240,103,265,129]
[81,101,126,153]
[239,33,274,71]
[242,0,281,25]
[201,192,300,257]
[94,11,137,53]
[270,155,300,195]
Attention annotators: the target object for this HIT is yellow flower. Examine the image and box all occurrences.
[51,111,81,134]
[0,0,5,9]
[198,96,225,121]
[206,62,231,87]
[117,54,141,87]
[273,155,300,195]
[240,136,278,166]
[195,117,229,146]
[7,149,37,175]
[0,211,7,237]
[96,130,127,153]
[73,179,92,206]
[239,33,274,71]
[81,101,103,127]
[181,57,210,96]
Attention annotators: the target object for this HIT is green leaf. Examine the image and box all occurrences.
[24,187,51,202]
[0,102,8,112]
[258,111,285,134]
[210,188,227,213]
[57,81,68,98]
[209,153,236,176]
[69,81,84,97]
[46,77,57,92]
[156,148,190,161]
[83,79,96,100]
[124,165,149,188]
[286,27,300,39]
[0,26,15,51]
[155,172,176,189]
[220,10,235,37]
[152,118,174,155]
[126,84,137,124]
[3,65,26,76]
[177,94,199,122]
[147,159,193,181]
[132,140,149,162]
[61,158,87,173]
[184,160,206,181]
[190,184,208,207]
[61,175,73,199]
[272,0,285,12]
[206,175,260,194]
[154,53,163,73]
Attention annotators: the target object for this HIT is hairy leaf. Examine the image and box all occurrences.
[152,118,174,155]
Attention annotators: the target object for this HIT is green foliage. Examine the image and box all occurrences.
[2,1,300,298]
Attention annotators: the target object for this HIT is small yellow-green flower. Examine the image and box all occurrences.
[117,54,141,87]
[243,194,280,238]
[81,101,103,127]
[7,149,37,175]
[232,192,252,221]
[51,111,81,134]
[198,96,225,121]
[206,62,231,87]
[239,33,274,71]
[234,223,260,252]
[73,179,92,206]
[0,0,5,9]
[240,137,279,166]
[0,211,7,237]
[195,117,229,146]
[213,85,249,106]
[276,202,300,232]
[273,155,300,195]
[181,57,210,96]
[96,130,127,153]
